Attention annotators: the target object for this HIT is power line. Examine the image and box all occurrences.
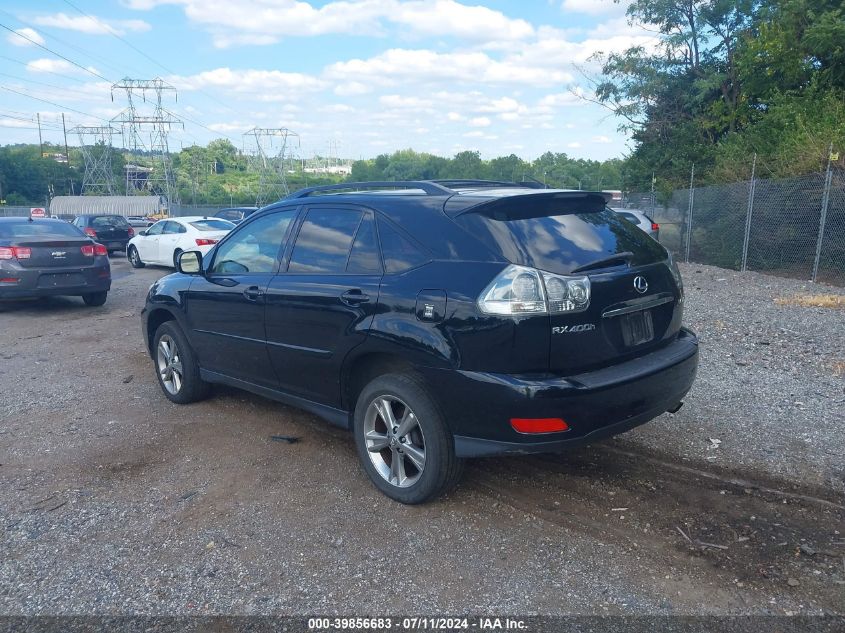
[0,86,108,122]
[0,21,111,83]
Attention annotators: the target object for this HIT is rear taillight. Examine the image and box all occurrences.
[94,243,108,256]
[511,418,570,434]
[478,264,591,316]
[651,222,660,231]
[0,277,20,283]
[82,244,108,257]
[195,238,218,246]
[0,246,31,260]
[128,227,135,237]
[81,245,94,257]
[84,227,97,238]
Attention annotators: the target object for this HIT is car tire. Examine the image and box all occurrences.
[82,291,108,307]
[172,249,183,269]
[353,372,464,504]
[128,246,144,268]
[152,321,210,404]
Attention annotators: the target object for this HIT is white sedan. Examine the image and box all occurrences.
[126,216,235,269]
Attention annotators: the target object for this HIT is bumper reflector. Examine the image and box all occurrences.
[510,417,569,434]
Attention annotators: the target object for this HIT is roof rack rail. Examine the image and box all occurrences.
[286,181,455,199]
[430,179,527,189]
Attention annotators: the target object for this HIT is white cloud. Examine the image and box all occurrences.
[468,116,491,127]
[326,48,572,87]
[447,112,464,121]
[592,135,611,143]
[334,81,370,96]
[567,142,582,148]
[463,131,485,138]
[379,95,432,109]
[26,58,100,76]
[0,117,35,128]
[561,0,626,17]
[124,0,533,48]
[171,67,327,97]
[33,12,151,35]
[6,27,45,47]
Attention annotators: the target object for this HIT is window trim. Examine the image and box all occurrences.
[206,206,301,276]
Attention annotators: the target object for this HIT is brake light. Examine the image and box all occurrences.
[478,264,591,316]
[195,238,218,246]
[651,222,660,231]
[84,227,97,238]
[511,418,569,434]
[94,243,108,256]
[0,246,31,260]
[128,227,135,237]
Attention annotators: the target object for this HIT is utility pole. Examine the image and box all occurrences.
[72,126,119,195]
[62,113,71,195]
[37,113,44,157]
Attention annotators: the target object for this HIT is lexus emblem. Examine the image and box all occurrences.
[633,275,648,294]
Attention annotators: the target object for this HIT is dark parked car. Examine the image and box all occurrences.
[0,217,110,306]
[72,215,135,254]
[142,180,698,503]
[213,207,259,224]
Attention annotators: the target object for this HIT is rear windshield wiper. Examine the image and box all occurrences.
[571,251,633,273]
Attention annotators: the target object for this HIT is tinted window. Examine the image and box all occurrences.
[616,212,639,224]
[190,219,235,231]
[288,208,362,274]
[146,222,165,236]
[92,215,129,229]
[216,210,240,221]
[456,202,665,275]
[378,218,429,273]
[211,210,296,274]
[0,220,85,239]
[346,214,381,274]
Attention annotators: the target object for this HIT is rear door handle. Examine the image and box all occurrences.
[243,286,264,301]
[340,289,370,306]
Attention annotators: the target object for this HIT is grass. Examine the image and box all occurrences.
[774,294,845,309]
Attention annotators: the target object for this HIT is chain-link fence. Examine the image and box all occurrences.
[626,167,845,286]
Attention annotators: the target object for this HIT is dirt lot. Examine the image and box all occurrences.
[1,259,843,615]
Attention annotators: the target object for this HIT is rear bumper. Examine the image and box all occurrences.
[419,328,699,457]
[0,261,111,299]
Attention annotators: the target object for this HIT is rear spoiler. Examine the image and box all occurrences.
[444,190,612,219]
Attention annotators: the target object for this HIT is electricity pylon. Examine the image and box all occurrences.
[72,125,118,195]
[243,127,300,205]
[111,78,182,207]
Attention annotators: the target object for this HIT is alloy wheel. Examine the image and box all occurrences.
[363,395,426,488]
[156,334,183,395]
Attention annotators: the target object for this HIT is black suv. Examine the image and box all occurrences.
[142,181,698,503]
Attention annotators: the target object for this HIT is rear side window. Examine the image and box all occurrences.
[346,214,381,274]
[288,208,362,274]
[377,218,429,273]
[616,212,639,224]
[190,219,234,231]
[0,220,84,239]
[163,221,186,234]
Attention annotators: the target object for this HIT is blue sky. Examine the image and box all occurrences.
[0,0,655,161]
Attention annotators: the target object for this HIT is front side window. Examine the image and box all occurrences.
[288,208,363,274]
[146,221,165,236]
[210,210,297,274]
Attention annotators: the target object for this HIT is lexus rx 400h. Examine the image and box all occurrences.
[142,180,698,504]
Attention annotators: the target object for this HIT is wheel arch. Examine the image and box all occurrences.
[145,307,179,356]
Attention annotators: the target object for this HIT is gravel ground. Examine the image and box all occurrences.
[621,263,845,495]
[0,259,843,616]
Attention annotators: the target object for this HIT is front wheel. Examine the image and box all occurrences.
[153,321,210,404]
[128,246,144,268]
[172,249,183,269]
[82,291,107,307]
[353,373,464,504]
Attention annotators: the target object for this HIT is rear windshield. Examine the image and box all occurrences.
[91,215,130,228]
[190,219,234,231]
[0,220,85,239]
[455,201,665,274]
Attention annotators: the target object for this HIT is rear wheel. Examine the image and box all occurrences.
[82,291,107,307]
[353,373,463,504]
[153,321,209,404]
[128,246,144,268]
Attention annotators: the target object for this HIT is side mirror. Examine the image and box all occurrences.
[177,250,203,274]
